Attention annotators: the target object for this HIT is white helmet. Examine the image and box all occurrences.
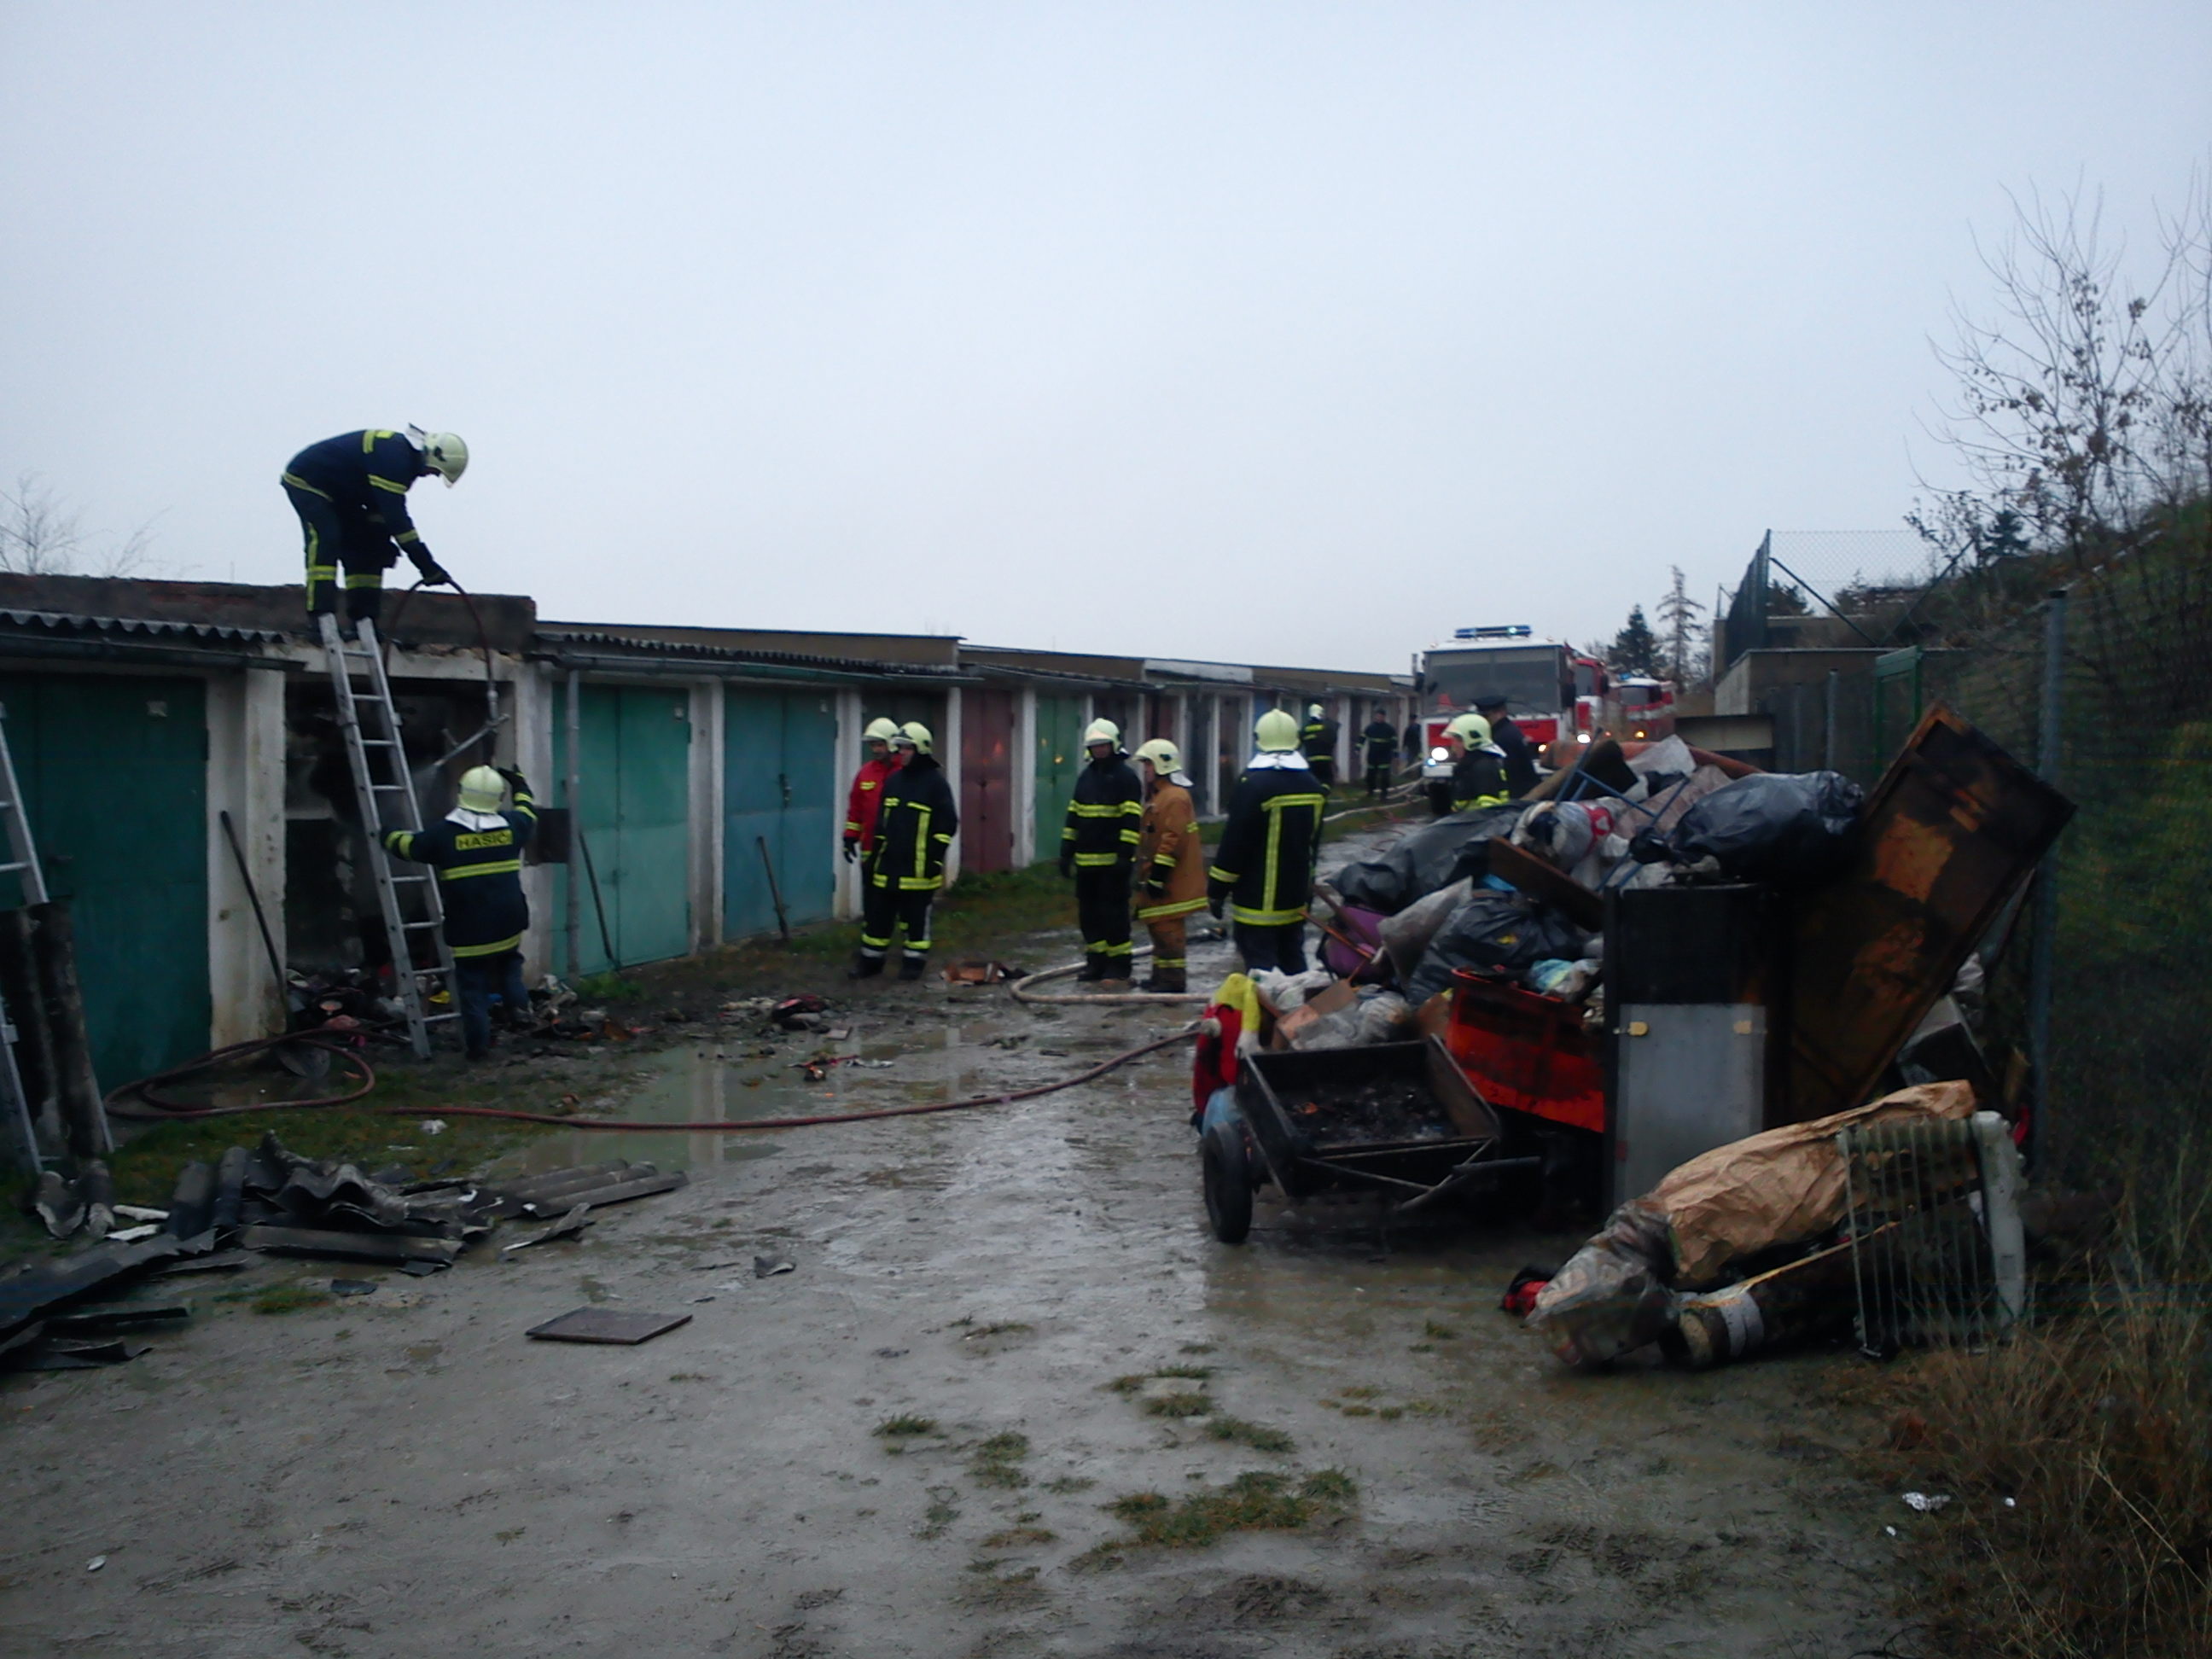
[863,717,901,744]
[457,765,506,812]
[409,427,469,486]
[1307,703,1324,719]
[1082,718,1121,749]
[896,721,934,755]
[1132,737,1184,779]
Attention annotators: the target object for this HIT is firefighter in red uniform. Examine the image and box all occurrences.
[842,718,906,864]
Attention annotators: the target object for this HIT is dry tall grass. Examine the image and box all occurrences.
[1860,1149,2212,1656]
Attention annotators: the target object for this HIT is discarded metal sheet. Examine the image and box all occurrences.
[1781,706,2075,1124]
[8,1338,150,1371]
[517,1171,687,1219]
[111,1204,167,1224]
[501,1205,593,1256]
[235,1225,461,1266]
[148,1248,254,1277]
[0,1232,195,1338]
[753,1255,795,1278]
[329,1279,378,1297]
[165,1160,216,1237]
[399,1259,450,1278]
[211,1145,248,1232]
[526,1307,691,1345]
[104,1223,161,1244]
[47,1303,191,1334]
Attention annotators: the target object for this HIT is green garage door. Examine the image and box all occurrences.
[554,684,693,975]
[723,689,837,940]
[1032,695,1086,866]
[0,674,209,1091]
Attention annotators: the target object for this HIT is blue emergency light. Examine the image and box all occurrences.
[1451,624,1534,640]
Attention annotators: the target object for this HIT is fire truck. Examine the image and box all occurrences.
[1569,660,1676,742]
[1415,626,1576,799]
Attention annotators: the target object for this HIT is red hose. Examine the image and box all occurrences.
[381,1027,1196,1132]
[106,1033,379,1118]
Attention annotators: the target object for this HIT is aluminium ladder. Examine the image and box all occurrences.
[318,614,459,1057]
[0,707,47,1165]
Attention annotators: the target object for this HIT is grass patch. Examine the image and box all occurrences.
[873,1414,938,1439]
[251,1282,333,1315]
[1339,1404,1375,1417]
[970,1430,1032,1488]
[1106,1374,1147,1394]
[1154,1363,1214,1380]
[573,971,647,1002]
[1423,1319,1458,1341]
[980,1525,1057,1548]
[1206,1416,1296,1453]
[917,1490,958,1540]
[1142,1391,1214,1419]
[1044,1476,1095,1494]
[1100,1470,1358,1551]
[960,1321,1034,1341]
[1338,1385,1380,1400]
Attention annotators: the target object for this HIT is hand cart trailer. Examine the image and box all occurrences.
[1197,1037,1537,1243]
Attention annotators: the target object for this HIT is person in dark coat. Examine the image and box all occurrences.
[1300,703,1342,790]
[1474,694,1540,795]
[852,723,958,980]
[1060,719,1144,981]
[1208,710,1327,973]
[282,428,467,626]
[1361,712,1399,798]
[381,763,533,1059]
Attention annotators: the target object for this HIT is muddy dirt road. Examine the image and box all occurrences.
[0,825,1905,1657]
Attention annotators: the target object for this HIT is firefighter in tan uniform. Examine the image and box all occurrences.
[1130,739,1207,993]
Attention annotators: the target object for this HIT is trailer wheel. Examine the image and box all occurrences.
[1202,1122,1254,1243]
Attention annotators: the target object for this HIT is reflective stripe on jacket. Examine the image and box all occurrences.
[381,787,537,957]
[1062,753,1143,868]
[868,754,958,893]
[1451,748,1511,813]
[1208,768,1326,927]
[1134,781,1207,921]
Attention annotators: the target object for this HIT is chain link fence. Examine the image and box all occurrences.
[1734,535,2203,1194]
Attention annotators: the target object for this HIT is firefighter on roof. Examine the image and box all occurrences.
[282,427,468,627]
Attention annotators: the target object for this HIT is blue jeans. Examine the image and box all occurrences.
[456,951,529,1058]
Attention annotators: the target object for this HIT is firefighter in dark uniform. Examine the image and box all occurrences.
[1442,713,1511,812]
[1300,702,1341,789]
[1060,719,1144,981]
[282,427,468,626]
[1208,709,1328,974]
[381,763,534,1060]
[1361,711,1399,798]
[1473,694,1540,795]
[851,722,958,981]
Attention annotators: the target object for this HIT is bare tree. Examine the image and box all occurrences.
[0,474,160,578]
[1654,564,1708,684]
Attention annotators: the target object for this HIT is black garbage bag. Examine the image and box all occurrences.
[1405,889,1592,1004]
[1633,771,1864,886]
[1332,805,1522,914]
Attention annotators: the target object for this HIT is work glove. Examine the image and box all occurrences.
[841,838,858,864]
[1057,852,1074,879]
[1206,884,1225,919]
[410,552,453,586]
[497,767,529,795]
[1142,879,1167,900]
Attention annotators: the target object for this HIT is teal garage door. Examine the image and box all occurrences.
[723,689,837,940]
[0,673,210,1091]
[553,685,693,975]
[1032,695,1086,865]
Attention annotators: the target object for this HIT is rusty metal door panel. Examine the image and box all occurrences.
[958,689,1015,874]
[1779,706,2073,1124]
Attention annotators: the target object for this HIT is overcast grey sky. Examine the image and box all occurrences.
[2,3,2205,670]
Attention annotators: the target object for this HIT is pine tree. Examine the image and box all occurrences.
[1610,605,1660,675]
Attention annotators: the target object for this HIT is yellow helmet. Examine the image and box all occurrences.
[863,717,900,744]
[1132,737,1182,776]
[408,427,469,486]
[457,765,506,812]
[1254,708,1302,752]
[1444,713,1493,748]
[896,721,934,755]
[1082,718,1121,748]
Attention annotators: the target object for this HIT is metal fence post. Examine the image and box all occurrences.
[565,667,582,981]
[2028,589,2067,1170]
[1824,670,1839,771]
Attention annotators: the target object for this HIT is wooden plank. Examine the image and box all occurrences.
[1483,838,1605,932]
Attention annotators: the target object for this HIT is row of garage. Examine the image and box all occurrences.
[0,575,1415,1093]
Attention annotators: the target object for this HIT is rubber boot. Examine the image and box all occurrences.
[898,955,927,981]
[847,952,883,980]
[1141,971,1186,994]
[1076,957,1108,982]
